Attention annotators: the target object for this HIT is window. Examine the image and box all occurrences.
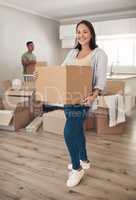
[97,34,136,67]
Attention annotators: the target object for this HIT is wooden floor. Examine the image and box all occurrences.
[0,110,136,200]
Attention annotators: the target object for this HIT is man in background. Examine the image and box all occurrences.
[21,41,36,74]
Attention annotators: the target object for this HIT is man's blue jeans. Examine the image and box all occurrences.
[64,105,89,170]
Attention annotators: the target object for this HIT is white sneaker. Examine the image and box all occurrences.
[80,160,90,169]
[68,160,90,170]
[67,169,85,187]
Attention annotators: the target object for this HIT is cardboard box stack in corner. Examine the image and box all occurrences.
[0,79,34,132]
[0,61,48,133]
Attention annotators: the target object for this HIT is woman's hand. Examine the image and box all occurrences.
[83,89,99,106]
[83,94,97,106]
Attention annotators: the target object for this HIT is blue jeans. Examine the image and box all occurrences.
[64,105,89,170]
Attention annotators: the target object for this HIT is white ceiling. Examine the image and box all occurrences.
[0,0,136,23]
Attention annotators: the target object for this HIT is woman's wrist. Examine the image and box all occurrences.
[92,90,99,99]
[92,93,98,100]
[88,89,99,100]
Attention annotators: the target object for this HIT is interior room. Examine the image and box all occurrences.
[0,0,136,199]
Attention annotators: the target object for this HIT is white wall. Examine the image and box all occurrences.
[0,5,61,81]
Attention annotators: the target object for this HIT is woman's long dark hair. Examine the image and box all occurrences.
[75,20,98,51]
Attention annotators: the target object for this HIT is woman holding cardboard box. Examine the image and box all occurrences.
[62,20,107,187]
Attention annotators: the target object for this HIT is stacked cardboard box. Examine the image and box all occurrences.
[5,89,35,118]
[94,107,126,134]
[103,80,125,95]
[95,80,126,134]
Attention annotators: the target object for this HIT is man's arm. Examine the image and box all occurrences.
[22,58,29,66]
[21,54,30,66]
[30,60,36,65]
[22,58,36,66]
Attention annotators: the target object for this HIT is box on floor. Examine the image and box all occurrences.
[35,65,92,104]
[42,110,66,135]
[33,101,43,117]
[5,89,35,119]
[94,108,126,134]
[84,110,95,131]
[95,80,126,134]
[42,108,95,134]
[0,97,31,131]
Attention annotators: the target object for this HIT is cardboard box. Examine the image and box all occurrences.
[26,65,35,74]
[0,110,14,126]
[5,89,35,116]
[84,112,95,131]
[103,80,125,95]
[94,108,126,134]
[35,65,92,104]
[98,80,125,108]
[42,110,66,134]
[26,116,42,133]
[36,61,47,67]
[26,61,47,74]
[43,109,95,133]
[33,101,43,117]
[94,80,126,134]
[0,98,31,131]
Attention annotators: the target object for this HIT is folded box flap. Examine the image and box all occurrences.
[0,110,14,126]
